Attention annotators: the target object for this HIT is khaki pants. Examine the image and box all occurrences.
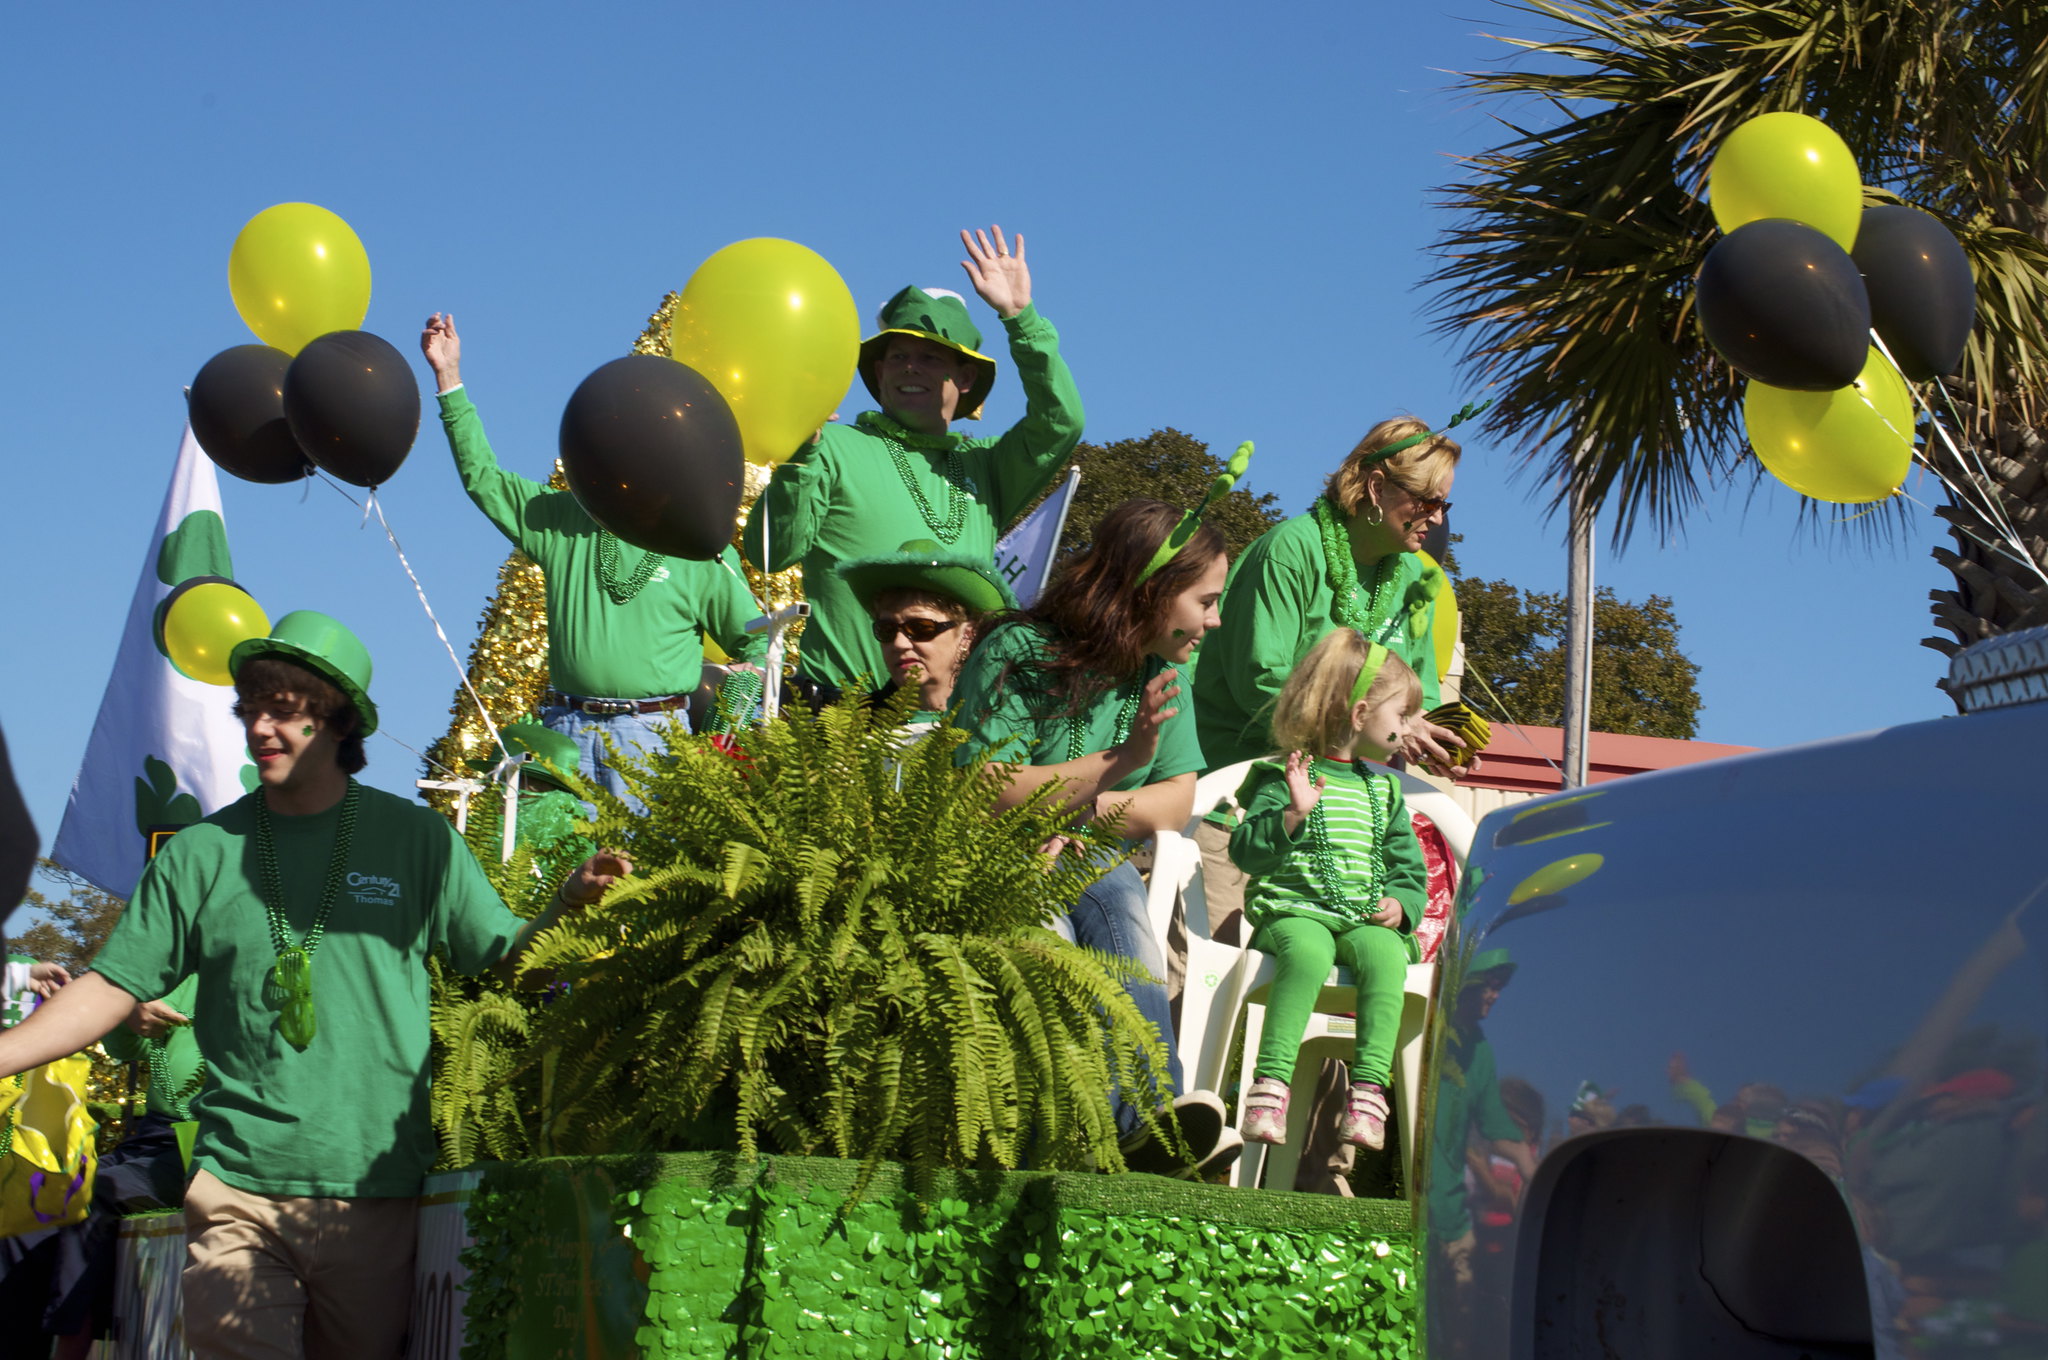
[183,1167,419,1360]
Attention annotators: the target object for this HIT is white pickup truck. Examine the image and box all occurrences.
[1420,628,2048,1360]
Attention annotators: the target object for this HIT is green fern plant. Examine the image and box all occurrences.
[500,691,1176,1191]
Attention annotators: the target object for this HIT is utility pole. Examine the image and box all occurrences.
[1560,470,1595,789]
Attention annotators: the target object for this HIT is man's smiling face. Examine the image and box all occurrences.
[876,335,979,434]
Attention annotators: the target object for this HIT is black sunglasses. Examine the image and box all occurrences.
[872,616,965,644]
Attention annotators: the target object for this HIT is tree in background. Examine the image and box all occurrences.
[1457,579,1702,739]
[1429,0,2048,696]
[1031,428,1284,561]
[7,858,123,975]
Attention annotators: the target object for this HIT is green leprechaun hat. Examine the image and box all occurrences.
[228,610,379,736]
[1465,946,1518,986]
[857,286,998,421]
[466,722,593,802]
[837,538,1020,617]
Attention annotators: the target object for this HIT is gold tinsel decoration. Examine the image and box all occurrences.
[423,295,808,800]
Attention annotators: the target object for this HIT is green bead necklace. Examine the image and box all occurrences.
[1305,763,1389,918]
[882,434,970,545]
[597,531,663,604]
[1312,497,1403,641]
[1068,683,1142,762]
[254,779,362,1050]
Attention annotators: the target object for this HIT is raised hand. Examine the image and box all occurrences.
[1119,666,1180,767]
[959,225,1030,319]
[27,962,69,1000]
[1284,749,1326,818]
[420,313,463,391]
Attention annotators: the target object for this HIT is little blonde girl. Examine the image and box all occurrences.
[1228,627,1428,1149]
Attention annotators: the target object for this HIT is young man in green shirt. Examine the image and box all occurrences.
[743,226,1085,702]
[0,611,629,1360]
[422,314,769,806]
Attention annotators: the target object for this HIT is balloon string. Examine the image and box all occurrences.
[1458,668,1569,786]
[362,489,508,758]
[1868,332,2048,589]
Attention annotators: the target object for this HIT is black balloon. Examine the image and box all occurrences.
[559,355,745,561]
[1854,204,1976,381]
[1696,219,1871,391]
[1421,513,1451,566]
[282,331,420,487]
[187,345,309,484]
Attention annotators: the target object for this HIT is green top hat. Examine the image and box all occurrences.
[837,539,1020,617]
[466,722,592,802]
[228,610,379,736]
[857,287,998,422]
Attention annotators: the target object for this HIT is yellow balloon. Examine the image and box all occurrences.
[703,634,732,665]
[1744,347,1914,503]
[228,203,372,355]
[1433,575,1459,683]
[164,583,270,686]
[1507,853,1605,906]
[1708,112,1863,251]
[669,239,861,467]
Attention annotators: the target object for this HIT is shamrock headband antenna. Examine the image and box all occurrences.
[1360,400,1493,466]
[1135,441,1255,585]
[1350,637,1391,705]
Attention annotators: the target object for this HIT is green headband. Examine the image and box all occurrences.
[1350,638,1391,705]
[1361,400,1492,466]
[1136,441,1254,585]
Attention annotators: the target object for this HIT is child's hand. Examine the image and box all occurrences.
[1284,749,1325,817]
[1370,896,1403,928]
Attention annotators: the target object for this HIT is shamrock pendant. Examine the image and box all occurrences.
[272,948,316,1049]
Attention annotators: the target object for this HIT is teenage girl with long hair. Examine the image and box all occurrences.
[949,497,1237,1175]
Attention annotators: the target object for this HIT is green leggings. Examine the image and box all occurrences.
[1249,914,1409,1087]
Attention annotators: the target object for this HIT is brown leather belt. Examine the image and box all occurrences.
[545,691,689,717]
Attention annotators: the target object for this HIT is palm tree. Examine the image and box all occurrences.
[1428,0,2048,696]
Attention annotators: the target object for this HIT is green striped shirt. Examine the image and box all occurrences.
[1228,758,1428,938]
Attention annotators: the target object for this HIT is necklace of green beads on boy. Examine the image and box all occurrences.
[1312,497,1403,639]
[596,531,663,604]
[1305,764,1388,915]
[254,779,362,1050]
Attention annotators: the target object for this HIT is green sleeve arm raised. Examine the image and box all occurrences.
[703,547,771,664]
[1227,766,1299,878]
[975,306,1086,527]
[741,434,835,572]
[438,388,550,551]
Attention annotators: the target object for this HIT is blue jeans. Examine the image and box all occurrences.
[1054,858,1184,1135]
[540,704,689,814]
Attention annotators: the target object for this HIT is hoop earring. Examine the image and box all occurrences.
[1360,501,1386,528]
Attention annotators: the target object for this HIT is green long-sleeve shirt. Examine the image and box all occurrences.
[1430,1024,1523,1242]
[438,388,769,699]
[1191,513,1442,771]
[1229,758,1426,946]
[742,305,1083,688]
[99,974,203,1120]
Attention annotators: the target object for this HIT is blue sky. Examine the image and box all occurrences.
[2,3,1955,915]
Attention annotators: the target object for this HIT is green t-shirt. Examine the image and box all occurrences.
[1191,513,1442,771]
[1429,1025,1522,1241]
[438,387,769,699]
[949,622,1204,792]
[99,973,203,1120]
[90,784,524,1198]
[1228,758,1426,942]
[741,305,1084,689]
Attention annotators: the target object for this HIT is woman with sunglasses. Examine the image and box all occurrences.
[949,497,1238,1178]
[836,539,1018,732]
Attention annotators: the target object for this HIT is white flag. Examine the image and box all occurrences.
[993,466,1081,608]
[53,428,257,899]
